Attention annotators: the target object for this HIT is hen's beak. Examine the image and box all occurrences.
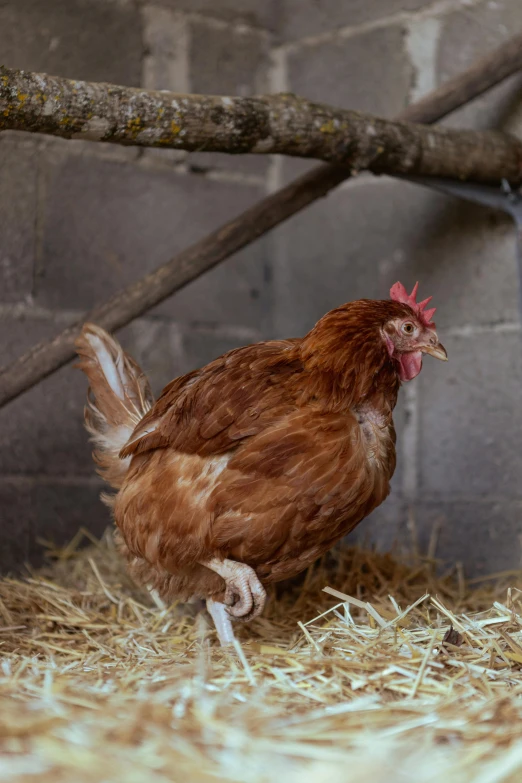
[421,342,448,361]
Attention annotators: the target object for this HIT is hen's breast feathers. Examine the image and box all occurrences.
[115,338,397,584]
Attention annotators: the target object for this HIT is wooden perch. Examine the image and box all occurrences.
[1,65,522,183]
[1,32,522,409]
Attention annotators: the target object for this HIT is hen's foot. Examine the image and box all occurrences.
[206,598,235,647]
[203,558,266,622]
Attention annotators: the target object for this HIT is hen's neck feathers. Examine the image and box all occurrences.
[299,299,410,414]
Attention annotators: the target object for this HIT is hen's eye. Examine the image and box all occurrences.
[402,322,415,335]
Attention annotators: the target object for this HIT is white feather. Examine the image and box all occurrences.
[86,333,125,400]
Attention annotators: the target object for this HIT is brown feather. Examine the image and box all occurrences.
[77,299,415,605]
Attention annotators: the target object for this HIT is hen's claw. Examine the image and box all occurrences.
[203,558,266,622]
[225,567,266,622]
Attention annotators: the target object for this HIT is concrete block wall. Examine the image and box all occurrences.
[1,0,522,576]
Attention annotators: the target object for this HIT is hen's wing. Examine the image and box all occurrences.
[207,408,394,581]
[120,339,302,459]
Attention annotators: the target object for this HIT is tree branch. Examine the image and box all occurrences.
[1,65,522,183]
[2,31,522,408]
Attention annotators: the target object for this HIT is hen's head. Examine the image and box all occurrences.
[382,281,447,381]
[302,281,447,390]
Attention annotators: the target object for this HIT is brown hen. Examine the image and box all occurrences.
[75,282,447,645]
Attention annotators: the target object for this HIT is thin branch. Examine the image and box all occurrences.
[1,65,522,183]
[2,31,522,408]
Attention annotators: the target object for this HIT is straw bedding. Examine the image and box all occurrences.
[1,527,522,783]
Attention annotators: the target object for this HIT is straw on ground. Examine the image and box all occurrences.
[1,529,522,782]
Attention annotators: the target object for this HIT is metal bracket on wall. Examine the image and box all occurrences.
[396,175,522,314]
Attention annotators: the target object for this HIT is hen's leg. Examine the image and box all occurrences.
[206,598,236,646]
[202,558,266,621]
[147,587,166,610]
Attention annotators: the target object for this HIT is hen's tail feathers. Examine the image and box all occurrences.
[75,324,154,495]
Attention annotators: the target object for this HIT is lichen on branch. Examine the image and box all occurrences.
[1,65,522,184]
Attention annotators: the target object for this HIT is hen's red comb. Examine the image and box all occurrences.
[389,281,436,327]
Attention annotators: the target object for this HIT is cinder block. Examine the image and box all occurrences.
[140,4,190,167]
[187,19,271,177]
[0,317,100,476]
[274,177,519,337]
[142,6,190,94]
[273,181,384,338]
[0,479,108,572]
[0,0,142,86]
[150,0,276,30]
[418,331,522,498]
[190,20,269,96]
[37,153,271,330]
[179,327,264,375]
[0,137,38,303]
[351,495,408,555]
[286,25,413,116]
[123,318,185,397]
[280,0,433,41]
[0,481,34,571]
[378,179,520,329]
[415,500,522,577]
[437,0,522,134]
[0,316,182,476]
[142,8,271,175]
